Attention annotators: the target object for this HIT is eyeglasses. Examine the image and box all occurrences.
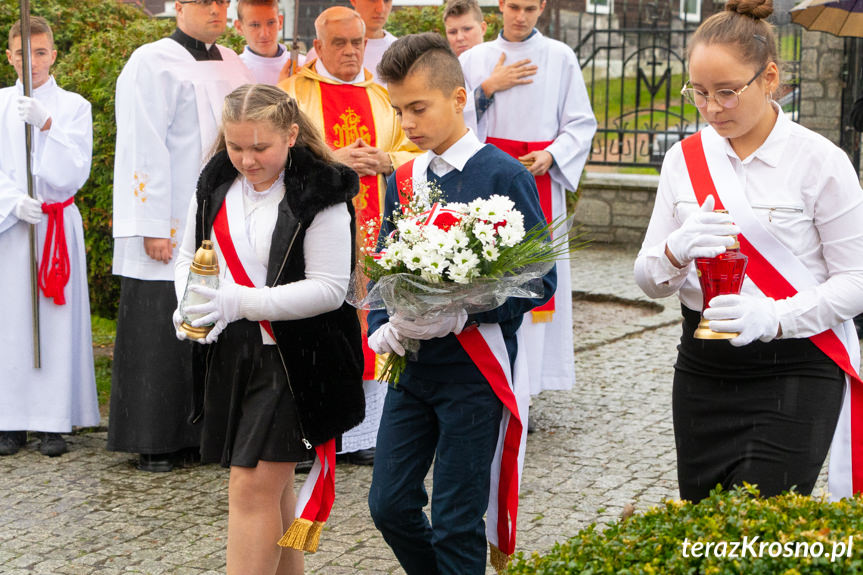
[178,0,230,6]
[680,63,768,110]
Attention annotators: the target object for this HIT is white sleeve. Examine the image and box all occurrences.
[32,96,93,200]
[238,202,351,321]
[774,152,863,338]
[0,159,22,235]
[545,52,597,192]
[112,52,175,239]
[174,194,199,305]
[633,151,690,299]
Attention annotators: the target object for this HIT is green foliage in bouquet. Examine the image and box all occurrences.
[386,5,502,42]
[507,484,863,574]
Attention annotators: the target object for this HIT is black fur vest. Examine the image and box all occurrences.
[193,145,365,446]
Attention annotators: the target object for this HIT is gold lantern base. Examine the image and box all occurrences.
[180,322,213,340]
[693,317,738,340]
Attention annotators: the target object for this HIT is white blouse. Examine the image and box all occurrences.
[634,109,863,339]
[175,176,351,333]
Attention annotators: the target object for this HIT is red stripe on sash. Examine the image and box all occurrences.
[681,132,863,493]
[38,197,74,305]
[486,137,555,317]
[456,327,522,556]
[319,81,383,379]
[212,202,275,341]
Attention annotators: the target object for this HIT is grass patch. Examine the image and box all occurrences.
[91,315,115,412]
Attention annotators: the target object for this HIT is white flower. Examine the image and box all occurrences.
[396,218,423,242]
[497,220,525,247]
[402,246,424,271]
[425,226,457,256]
[481,244,500,262]
[472,221,495,246]
[450,249,480,271]
[447,227,470,250]
[421,250,448,276]
[484,195,515,223]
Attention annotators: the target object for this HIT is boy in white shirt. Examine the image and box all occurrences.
[235,0,302,85]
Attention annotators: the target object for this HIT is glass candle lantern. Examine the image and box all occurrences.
[179,240,220,340]
[694,234,748,340]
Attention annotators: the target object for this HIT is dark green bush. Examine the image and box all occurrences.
[507,485,863,574]
[387,5,502,42]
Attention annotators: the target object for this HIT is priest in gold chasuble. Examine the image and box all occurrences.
[279,6,420,464]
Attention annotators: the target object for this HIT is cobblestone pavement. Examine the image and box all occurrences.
[0,245,834,574]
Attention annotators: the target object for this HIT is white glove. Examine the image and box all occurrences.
[390,309,468,341]
[14,196,43,224]
[203,318,228,345]
[703,294,780,347]
[172,309,187,342]
[368,322,406,356]
[16,96,50,129]
[666,196,740,267]
[184,282,244,329]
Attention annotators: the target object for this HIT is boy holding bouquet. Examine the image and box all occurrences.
[366,33,556,574]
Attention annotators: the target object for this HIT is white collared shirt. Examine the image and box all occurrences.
[428,128,484,177]
[634,107,863,339]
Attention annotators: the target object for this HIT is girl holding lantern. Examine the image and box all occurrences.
[173,83,364,574]
[635,0,863,503]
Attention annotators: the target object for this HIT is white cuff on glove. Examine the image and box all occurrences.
[14,196,43,224]
[389,309,468,341]
[666,196,740,267]
[185,282,244,329]
[368,322,406,356]
[172,309,187,342]
[703,294,780,347]
[16,96,50,129]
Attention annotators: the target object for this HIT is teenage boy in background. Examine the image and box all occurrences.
[234,0,302,85]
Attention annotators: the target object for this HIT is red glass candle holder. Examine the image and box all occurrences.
[694,243,748,340]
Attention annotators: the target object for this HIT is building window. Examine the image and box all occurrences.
[680,0,701,23]
[586,0,613,15]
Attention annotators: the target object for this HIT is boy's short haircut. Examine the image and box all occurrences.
[377,32,465,94]
[8,16,54,50]
[237,0,281,20]
[443,0,484,24]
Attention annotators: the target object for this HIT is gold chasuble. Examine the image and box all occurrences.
[279,62,420,379]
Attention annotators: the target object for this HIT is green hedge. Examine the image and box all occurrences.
[387,5,502,42]
[507,485,863,574]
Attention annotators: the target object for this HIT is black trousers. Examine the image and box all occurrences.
[673,306,845,503]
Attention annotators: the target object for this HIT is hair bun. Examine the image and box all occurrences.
[725,0,773,19]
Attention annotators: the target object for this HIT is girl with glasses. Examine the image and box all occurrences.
[635,0,863,503]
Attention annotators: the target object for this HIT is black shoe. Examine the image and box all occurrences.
[527,417,536,434]
[38,433,67,457]
[295,459,313,474]
[0,431,26,456]
[344,448,375,466]
[137,453,174,472]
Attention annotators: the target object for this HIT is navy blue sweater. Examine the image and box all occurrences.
[367,144,557,384]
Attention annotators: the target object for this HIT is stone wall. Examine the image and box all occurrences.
[797,29,845,146]
[573,173,659,246]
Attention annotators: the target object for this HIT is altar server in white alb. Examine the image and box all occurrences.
[235,0,302,85]
[460,0,597,396]
[109,0,254,472]
[634,0,863,503]
[0,16,98,458]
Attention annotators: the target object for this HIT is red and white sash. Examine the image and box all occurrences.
[681,129,863,499]
[398,157,529,571]
[210,183,337,551]
[486,137,555,323]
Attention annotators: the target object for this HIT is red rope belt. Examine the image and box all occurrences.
[38,197,74,305]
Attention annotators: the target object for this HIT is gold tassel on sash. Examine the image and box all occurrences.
[304,520,325,552]
[278,517,313,550]
[531,310,554,323]
[374,352,389,380]
[488,542,511,573]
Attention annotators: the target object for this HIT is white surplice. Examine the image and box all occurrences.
[0,77,98,432]
[112,39,254,282]
[239,44,300,85]
[460,32,598,394]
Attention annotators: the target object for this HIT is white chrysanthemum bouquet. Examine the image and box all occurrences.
[349,179,581,384]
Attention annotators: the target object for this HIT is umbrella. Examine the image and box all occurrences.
[791,0,863,37]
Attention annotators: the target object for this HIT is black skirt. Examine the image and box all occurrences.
[107,278,200,454]
[200,319,312,467]
[673,306,845,502]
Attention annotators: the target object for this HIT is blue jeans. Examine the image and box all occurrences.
[368,372,503,575]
